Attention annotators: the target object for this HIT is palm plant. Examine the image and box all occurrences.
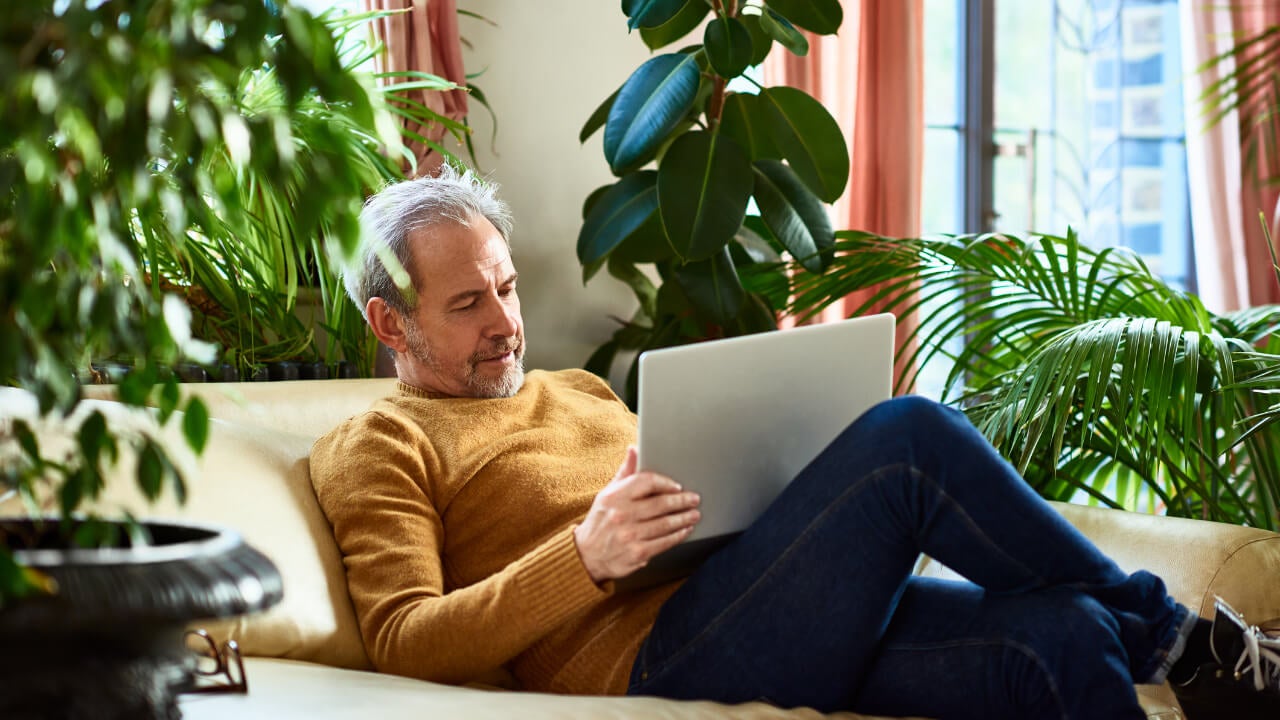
[751,230,1280,529]
[141,8,475,377]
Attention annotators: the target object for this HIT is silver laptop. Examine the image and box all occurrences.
[620,313,896,590]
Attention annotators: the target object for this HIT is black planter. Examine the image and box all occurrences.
[0,519,283,720]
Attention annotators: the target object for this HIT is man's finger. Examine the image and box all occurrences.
[630,491,701,522]
[637,509,701,541]
[619,471,682,500]
[613,445,638,482]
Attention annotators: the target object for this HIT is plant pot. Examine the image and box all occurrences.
[0,518,283,720]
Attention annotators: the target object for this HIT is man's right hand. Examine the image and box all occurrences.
[573,446,701,584]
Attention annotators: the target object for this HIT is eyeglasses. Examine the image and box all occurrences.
[181,629,248,695]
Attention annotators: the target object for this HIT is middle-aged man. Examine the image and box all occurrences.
[309,167,1280,720]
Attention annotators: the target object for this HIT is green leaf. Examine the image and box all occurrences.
[740,13,775,66]
[758,9,809,57]
[765,0,843,35]
[640,0,711,50]
[585,340,621,381]
[624,0,688,30]
[752,159,834,273]
[608,255,660,321]
[582,184,613,220]
[183,396,210,455]
[580,88,619,144]
[732,292,780,334]
[720,92,782,162]
[657,130,753,261]
[705,17,753,79]
[612,212,677,265]
[759,86,849,202]
[578,171,660,267]
[603,53,702,175]
[157,375,180,424]
[138,441,164,502]
[673,247,746,325]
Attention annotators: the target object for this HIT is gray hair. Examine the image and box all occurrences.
[345,164,514,320]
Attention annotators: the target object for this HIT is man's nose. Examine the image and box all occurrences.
[485,296,519,337]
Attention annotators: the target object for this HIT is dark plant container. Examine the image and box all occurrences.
[210,363,240,382]
[266,362,299,382]
[0,519,282,720]
[299,362,329,380]
[173,364,207,383]
[332,361,360,379]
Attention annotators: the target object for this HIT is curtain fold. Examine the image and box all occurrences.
[364,0,469,177]
[1180,1,1280,311]
[763,0,924,389]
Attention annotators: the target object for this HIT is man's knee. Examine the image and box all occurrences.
[854,395,963,447]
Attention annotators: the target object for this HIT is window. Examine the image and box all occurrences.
[923,0,1193,290]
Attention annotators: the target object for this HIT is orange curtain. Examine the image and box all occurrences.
[1181,1,1280,311]
[763,0,925,389]
[364,0,469,177]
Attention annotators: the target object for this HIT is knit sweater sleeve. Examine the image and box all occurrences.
[309,410,613,685]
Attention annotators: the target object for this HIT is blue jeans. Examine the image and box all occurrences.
[626,396,1192,719]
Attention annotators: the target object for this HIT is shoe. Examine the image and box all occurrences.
[1173,597,1280,719]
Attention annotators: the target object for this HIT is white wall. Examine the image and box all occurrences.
[457,2,657,373]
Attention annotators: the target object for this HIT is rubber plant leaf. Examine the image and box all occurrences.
[764,0,843,35]
[720,92,783,162]
[578,171,660,266]
[641,0,710,50]
[758,9,809,56]
[604,53,702,175]
[623,0,688,30]
[740,13,774,67]
[581,88,619,143]
[752,159,834,274]
[705,17,753,79]
[658,130,753,261]
[759,86,849,202]
[673,246,747,325]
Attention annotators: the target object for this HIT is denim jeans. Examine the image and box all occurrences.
[626,396,1192,720]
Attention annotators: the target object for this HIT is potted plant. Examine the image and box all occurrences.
[576,0,848,405]
[0,0,409,715]
[129,7,486,381]
[752,228,1280,529]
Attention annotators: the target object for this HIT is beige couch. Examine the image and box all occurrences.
[39,379,1280,718]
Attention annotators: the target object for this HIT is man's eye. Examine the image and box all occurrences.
[454,301,476,312]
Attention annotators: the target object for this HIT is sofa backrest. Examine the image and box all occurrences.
[69,380,400,670]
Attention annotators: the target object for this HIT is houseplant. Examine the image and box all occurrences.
[577,0,848,404]
[752,229,1280,529]
[136,7,480,380]
[0,0,411,713]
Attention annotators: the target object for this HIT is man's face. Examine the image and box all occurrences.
[396,216,525,398]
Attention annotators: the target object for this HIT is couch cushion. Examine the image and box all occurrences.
[79,400,372,671]
[180,658,867,720]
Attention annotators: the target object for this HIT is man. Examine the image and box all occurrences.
[310,167,1280,719]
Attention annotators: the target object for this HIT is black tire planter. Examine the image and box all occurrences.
[0,519,283,720]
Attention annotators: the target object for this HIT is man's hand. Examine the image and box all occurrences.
[574,446,701,584]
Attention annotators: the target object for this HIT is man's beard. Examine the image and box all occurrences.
[403,320,526,398]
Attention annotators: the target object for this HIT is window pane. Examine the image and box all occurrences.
[993,0,1192,289]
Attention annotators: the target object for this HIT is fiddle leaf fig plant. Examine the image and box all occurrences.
[579,0,848,404]
[0,0,406,603]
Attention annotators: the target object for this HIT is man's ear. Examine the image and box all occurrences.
[366,297,409,354]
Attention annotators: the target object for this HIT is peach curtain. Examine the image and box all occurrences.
[1181,1,1280,311]
[364,0,469,177]
[763,0,924,388]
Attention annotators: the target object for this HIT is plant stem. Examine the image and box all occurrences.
[708,76,727,127]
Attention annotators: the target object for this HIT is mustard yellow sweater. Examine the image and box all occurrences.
[309,369,680,695]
